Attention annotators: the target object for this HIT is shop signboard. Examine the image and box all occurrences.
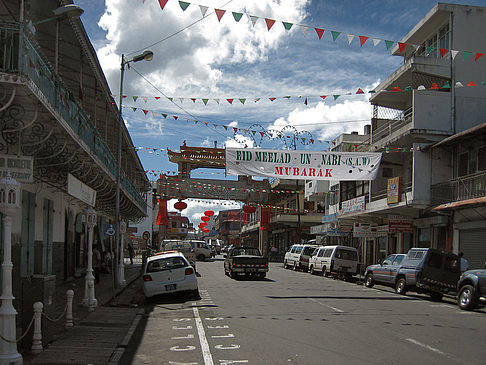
[388,215,414,233]
[353,223,377,237]
[340,196,365,215]
[387,176,402,204]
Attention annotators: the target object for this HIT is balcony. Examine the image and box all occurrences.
[0,23,146,216]
[431,171,486,206]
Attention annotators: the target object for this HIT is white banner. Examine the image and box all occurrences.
[225,148,382,181]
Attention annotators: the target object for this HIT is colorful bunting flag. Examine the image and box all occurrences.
[232,12,243,22]
[215,9,225,22]
[331,31,341,41]
[359,36,369,47]
[179,1,190,11]
[158,0,168,10]
[475,52,484,61]
[249,15,258,27]
[398,42,407,53]
[385,40,394,50]
[199,5,208,17]
[282,22,293,31]
[315,28,325,40]
[265,18,276,31]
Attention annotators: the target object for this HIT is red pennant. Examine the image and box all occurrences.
[398,42,407,53]
[356,88,364,94]
[155,97,160,100]
[467,81,476,86]
[304,97,308,105]
[440,48,448,58]
[233,127,238,133]
[142,109,148,115]
[158,0,168,10]
[392,86,402,92]
[310,139,314,144]
[269,97,276,101]
[315,28,325,40]
[215,9,226,22]
[29,58,35,68]
[191,98,196,103]
[430,83,439,90]
[265,18,276,31]
[260,132,264,137]
[227,99,233,104]
[173,116,178,120]
[204,122,208,125]
[122,95,127,99]
[359,36,369,47]
[320,95,327,99]
[475,53,484,61]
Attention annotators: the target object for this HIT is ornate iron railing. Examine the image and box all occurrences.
[431,171,486,205]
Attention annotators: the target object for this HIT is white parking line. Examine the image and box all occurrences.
[406,338,449,357]
[193,306,215,365]
[309,298,344,313]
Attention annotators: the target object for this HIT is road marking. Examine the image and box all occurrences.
[211,334,234,338]
[206,317,224,321]
[173,326,193,330]
[193,306,215,365]
[174,318,193,322]
[169,362,198,365]
[208,325,229,329]
[309,298,344,313]
[215,344,240,350]
[170,345,197,351]
[219,361,248,364]
[172,334,195,340]
[406,338,448,357]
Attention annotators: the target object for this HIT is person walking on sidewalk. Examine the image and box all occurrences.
[128,242,135,265]
[93,245,102,283]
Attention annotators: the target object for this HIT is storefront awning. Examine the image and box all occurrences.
[432,196,486,211]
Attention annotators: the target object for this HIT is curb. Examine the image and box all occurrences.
[107,309,145,365]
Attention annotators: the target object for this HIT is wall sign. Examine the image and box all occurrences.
[387,176,402,204]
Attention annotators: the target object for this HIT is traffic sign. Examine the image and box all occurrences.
[143,231,150,240]
[130,233,136,240]
[104,224,116,236]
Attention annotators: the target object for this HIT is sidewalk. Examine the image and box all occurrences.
[23,262,144,365]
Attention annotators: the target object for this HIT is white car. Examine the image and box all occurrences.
[142,251,199,299]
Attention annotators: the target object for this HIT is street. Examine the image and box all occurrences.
[117,257,486,365]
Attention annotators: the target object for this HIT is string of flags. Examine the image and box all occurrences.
[156,0,486,60]
[115,80,486,107]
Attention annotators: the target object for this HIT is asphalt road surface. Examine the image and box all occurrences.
[116,256,486,365]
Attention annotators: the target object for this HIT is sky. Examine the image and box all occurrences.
[74,0,486,224]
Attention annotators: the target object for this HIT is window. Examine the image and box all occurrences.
[445,256,459,273]
[303,246,316,255]
[407,250,425,260]
[337,249,358,261]
[323,249,333,257]
[171,222,178,228]
[458,152,469,177]
[478,146,486,171]
[147,257,187,272]
[295,247,303,254]
[317,249,324,257]
[382,255,395,265]
[393,255,405,265]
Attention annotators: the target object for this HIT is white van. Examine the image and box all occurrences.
[308,245,358,280]
[284,244,319,271]
[160,240,196,268]
[188,240,212,261]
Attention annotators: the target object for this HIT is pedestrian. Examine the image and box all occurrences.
[270,244,278,262]
[459,252,469,272]
[128,242,135,265]
[92,246,101,284]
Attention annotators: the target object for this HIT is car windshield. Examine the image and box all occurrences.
[303,246,316,255]
[232,248,261,256]
[147,257,187,272]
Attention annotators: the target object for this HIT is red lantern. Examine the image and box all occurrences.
[199,222,207,227]
[204,210,214,217]
[243,205,256,214]
[202,228,209,233]
[174,200,187,211]
[201,216,210,222]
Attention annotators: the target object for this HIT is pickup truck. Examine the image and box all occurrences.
[224,246,268,280]
[365,248,461,301]
[457,264,486,310]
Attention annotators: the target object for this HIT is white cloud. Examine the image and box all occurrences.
[167,198,240,226]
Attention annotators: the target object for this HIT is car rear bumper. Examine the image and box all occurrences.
[143,276,198,298]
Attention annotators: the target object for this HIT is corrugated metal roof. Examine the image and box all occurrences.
[431,196,486,211]
[432,123,486,148]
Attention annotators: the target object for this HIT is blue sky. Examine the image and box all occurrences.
[74,0,486,221]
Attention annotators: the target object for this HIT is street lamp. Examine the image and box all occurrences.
[118,221,127,286]
[0,173,22,365]
[82,207,97,312]
[115,50,154,287]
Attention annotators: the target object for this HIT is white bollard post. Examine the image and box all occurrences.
[65,290,74,329]
[31,302,43,354]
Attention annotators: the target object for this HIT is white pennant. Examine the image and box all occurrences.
[301,25,309,36]
[249,15,259,27]
[179,98,184,103]
[142,96,148,103]
[214,98,220,104]
[253,98,260,103]
[199,5,208,17]
[347,34,355,45]
[451,50,459,59]
[372,38,381,47]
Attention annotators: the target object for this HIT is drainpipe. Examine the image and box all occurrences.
[450,12,455,134]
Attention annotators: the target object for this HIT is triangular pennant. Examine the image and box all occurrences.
[333,95,340,100]
[441,81,451,89]
[142,109,149,115]
[430,83,439,90]
[131,107,137,112]
[269,97,276,101]
[398,42,407,53]
[320,95,327,100]
[199,5,208,17]
[440,48,448,58]
[214,98,220,104]
[233,127,238,133]
[232,12,243,22]
[315,28,324,40]
[191,98,196,103]
[359,36,369,47]
[155,96,160,100]
[152,112,157,117]
[403,86,412,91]
[265,18,276,31]
[168,97,173,102]
[331,31,341,41]
[193,120,198,124]
[426,46,435,55]
[372,38,381,47]
[132,96,138,102]
[301,25,309,36]
[356,88,364,94]
[239,98,246,104]
[215,9,226,22]
[158,0,168,10]
[254,98,260,103]
[249,15,259,27]
[179,98,184,103]
[475,52,484,61]
[463,51,472,60]
[304,97,308,105]
[259,132,265,137]
[227,99,233,104]
[202,98,209,105]
[223,126,228,130]
[392,86,402,92]
[173,116,178,120]
[179,1,190,11]
[346,34,355,45]
[385,40,394,50]
[162,113,167,118]
[282,22,293,31]
[451,50,459,60]
[467,81,477,87]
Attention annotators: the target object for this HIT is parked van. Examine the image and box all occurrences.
[188,240,212,261]
[160,240,196,268]
[284,244,319,272]
[309,245,358,280]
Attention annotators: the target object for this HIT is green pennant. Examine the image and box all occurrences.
[333,95,340,100]
[223,126,228,130]
[282,22,293,30]
[481,81,486,86]
[133,96,138,102]
[284,96,291,99]
[202,98,209,105]
[331,31,341,41]
[464,51,472,60]
[252,131,256,135]
[404,86,412,91]
[441,81,451,89]
[239,98,246,104]
[385,40,394,50]
[179,1,190,11]
[162,113,167,118]
[168,97,173,102]
[426,46,435,55]
[232,12,243,22]
[194,120,198,124]
[132,107,137,112]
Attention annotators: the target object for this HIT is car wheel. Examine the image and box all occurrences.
[323,267,329,277]
[284,260,289,269]
[230,271,236,279]
[364,273,375,288]
[309,265,315,275]
[197,254,205,261]
[458,285,477,311]
[395,278,407,295]
[191,289,200,300]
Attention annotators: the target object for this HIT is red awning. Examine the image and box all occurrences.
[432,196,486,211]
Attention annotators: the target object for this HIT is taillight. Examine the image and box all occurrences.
[142,275,152,282]
[185,267,194,275]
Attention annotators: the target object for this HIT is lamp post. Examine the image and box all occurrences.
[0,173,22,365]
[82,207,97,312]
[114,50,153,287]
[118,221,127,286]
